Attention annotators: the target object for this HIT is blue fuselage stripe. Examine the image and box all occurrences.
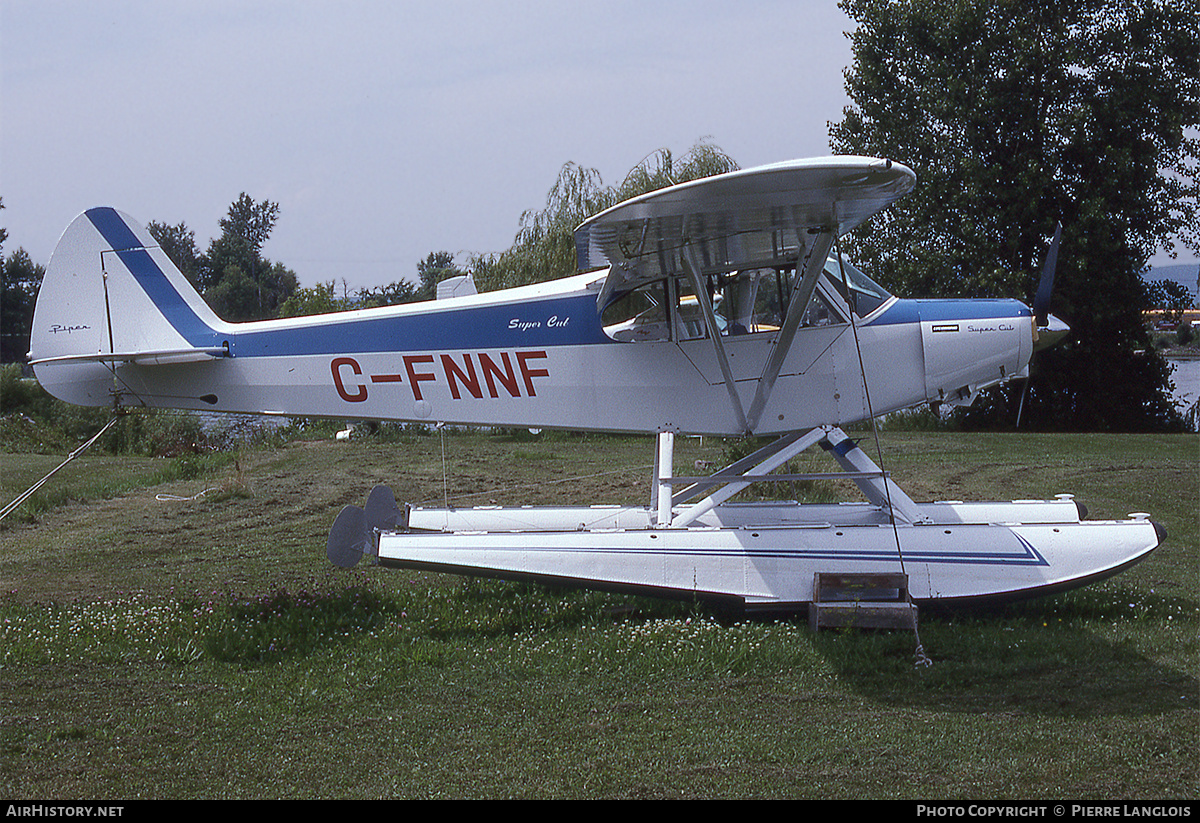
[869,298,1031,326]
[85,208,611,356]
[232,296,613,355]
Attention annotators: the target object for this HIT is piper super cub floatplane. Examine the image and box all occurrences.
[29,156,1164,613]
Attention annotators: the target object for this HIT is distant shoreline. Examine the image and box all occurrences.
[1144,262,1199,298]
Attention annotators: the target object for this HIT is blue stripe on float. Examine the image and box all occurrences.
[408,531,1049,567]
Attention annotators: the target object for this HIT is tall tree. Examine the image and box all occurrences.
[219,194,280,268]
[198,194,296,321]
[0,199,46,363]
[471,140,738,292]
[1,250,45,363]
[830,0,1198,431]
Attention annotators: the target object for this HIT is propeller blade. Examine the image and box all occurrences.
[1018,222,1067,429]
[1033,222,1061,327]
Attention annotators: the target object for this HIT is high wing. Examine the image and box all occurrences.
[576,155,916,309]
[576,156,915,433]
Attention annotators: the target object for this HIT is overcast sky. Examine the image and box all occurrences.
[2,1,1194,294]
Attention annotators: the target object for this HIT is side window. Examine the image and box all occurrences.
[674,277,712,340]
[735,267,845,331]
[602,280,670,342]
[720,269,769,334]
[801,290,840,327]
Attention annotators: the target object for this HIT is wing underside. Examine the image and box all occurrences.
[575,156,916,305]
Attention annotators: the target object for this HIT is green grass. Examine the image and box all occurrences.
[1,450,236,524]
[0,428,1196,798]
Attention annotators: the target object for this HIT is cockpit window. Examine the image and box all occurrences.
[601,279,670,342]
[601,258,878,342]
[822,256,892,317]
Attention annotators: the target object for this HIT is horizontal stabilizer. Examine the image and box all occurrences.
[29,346,229,367]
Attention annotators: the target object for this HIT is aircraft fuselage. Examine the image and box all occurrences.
[34,245,1035,436]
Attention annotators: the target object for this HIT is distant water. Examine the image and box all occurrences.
[196,411,290,435]
[1166,358,1199,426]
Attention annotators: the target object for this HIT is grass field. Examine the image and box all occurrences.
[1,426,1196,799]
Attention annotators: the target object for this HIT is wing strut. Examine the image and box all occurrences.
[744,228,834,431]
[682,242,749,434]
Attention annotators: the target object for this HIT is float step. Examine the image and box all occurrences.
[809,572,916,631]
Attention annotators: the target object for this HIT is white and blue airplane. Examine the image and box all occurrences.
[29,156,1163,612]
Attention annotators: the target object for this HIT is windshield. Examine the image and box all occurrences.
[823,256,891,317]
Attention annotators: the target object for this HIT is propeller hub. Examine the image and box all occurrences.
[1034,313,1070,351]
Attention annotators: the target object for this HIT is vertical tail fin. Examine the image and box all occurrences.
[30,208,228,407]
